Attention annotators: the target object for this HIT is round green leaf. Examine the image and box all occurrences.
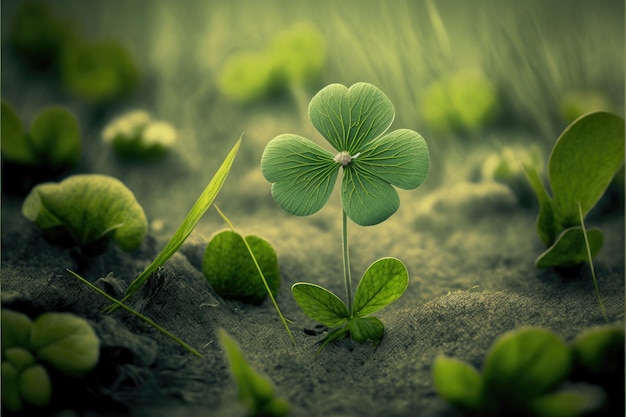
[203,230,280,305]
[1,362,23,412]
[18,364,52,407]
[30,312,100,377]
[29,106,81,169]
[22,174,148,254]
[352,257,409,317]
[482,327,572,406]
[572,324,624,375]
[1,100,34,165]
[218,51,281,102]
[357,128,430,190]
[535,227,604,269]
[261,134,339,217]
[308,83,395,154]
[348,316,384,344]
[1,309,33,350]
[549,112,625,227]
[291,283,349,327]
[432,355,483,411]
[4,348,35,372]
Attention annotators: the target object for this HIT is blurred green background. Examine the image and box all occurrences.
[2,0,623,236]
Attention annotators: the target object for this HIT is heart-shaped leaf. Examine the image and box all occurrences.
[261,134,338,217]
[292,283,349,327]
[482,327,572,406]
[535,227,603,269]
[203,230,280,305]
[348,316,384,344]
[308,83,394,154]
[549,111,625,227]
[341,166,400,226]
[352,257,409,317]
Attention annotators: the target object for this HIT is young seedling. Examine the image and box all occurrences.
[1,100,81,173]
[524,111,624,269]
[1,309,100,413]
[218,329,290,417]
[261,82,429,350]
[22,174,148,256]
[101,110,178,159]
[433,327,605,417]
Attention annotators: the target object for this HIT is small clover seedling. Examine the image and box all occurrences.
[22,174,148,256]
[261,82,429,350]
[1,100,81,172]
[433,327,605,417]
[218,329,290,417]
[1,309,100,413]
[102,110,178,159]
[524,111,624,269]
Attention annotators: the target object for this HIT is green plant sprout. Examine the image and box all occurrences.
[421,68,498,134]
[104,137,241,313]
[102,110,178,158]
[524,111,624,269]
[218,23,325,120]
[61,40,139,102]
[1,100,81,172]
[211,205,294,345]
[261,82,429,349]
[22,174,148,256]
[1,309,100,413]
[218,329,290,417]
[432,327,607,417]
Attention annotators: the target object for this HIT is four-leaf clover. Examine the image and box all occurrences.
[261,82,429,226]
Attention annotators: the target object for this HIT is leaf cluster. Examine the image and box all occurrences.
[1,100,81,172]
[524,111,624,268]
[433,325,623,417]
[1,309,100,413]
[218,23,326,102]
[22,174,148,256]
[292,258,408,352]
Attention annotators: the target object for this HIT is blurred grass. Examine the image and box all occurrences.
[2,0,623,231]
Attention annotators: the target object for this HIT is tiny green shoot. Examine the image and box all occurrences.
[218,329,290,417]
[261,82,429,350]
[104,136,241,312]
[212,205,295,345]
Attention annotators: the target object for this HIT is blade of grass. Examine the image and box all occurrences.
[105,136,242,313]
[67,269,203,358]
[578,202,608,322]
[213,204,296,345]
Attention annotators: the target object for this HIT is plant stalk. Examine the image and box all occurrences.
[342,209,353,313]
[578,202,608,323]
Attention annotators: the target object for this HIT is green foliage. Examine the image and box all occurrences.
[61,40,139,102]
[432,327,607,417]
[525,111,625,268]
[262,82,429,226]
[107,137,241,311]
[22,174,148,256]
[102,110,178,158]
[203,230,280,305]
[292,257,408,351]
[1,100,81,171]
[1,309,100,413]
[560,90,613,123]
[218,329,290,417]
[571,324,624,376]
[218,23,326,102]
[421,69,498,134]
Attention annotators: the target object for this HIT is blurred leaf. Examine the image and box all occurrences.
[352,257,408,317]
[1,100,34,165]
[269,23,326,86]
[528,385,606,417]
[18,364,52,407]
[29,106,81,169]
[1,309,33,350]
[432,355,483,411]
[292,283,349,327]
[572,324,625,376]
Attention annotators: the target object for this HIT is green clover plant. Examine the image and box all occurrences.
[433,327,607,417]
[261,82,429,350]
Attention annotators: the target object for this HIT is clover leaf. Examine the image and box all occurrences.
[262,82,429,226]
[292,257,408,350]
[203,230,280,305]
[22,174,148,255]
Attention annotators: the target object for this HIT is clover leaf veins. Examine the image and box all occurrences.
[22,174,148,255]
[261,82,429,226]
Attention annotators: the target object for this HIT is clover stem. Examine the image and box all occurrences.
[342,209,354,313]
[578,202,608,323]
